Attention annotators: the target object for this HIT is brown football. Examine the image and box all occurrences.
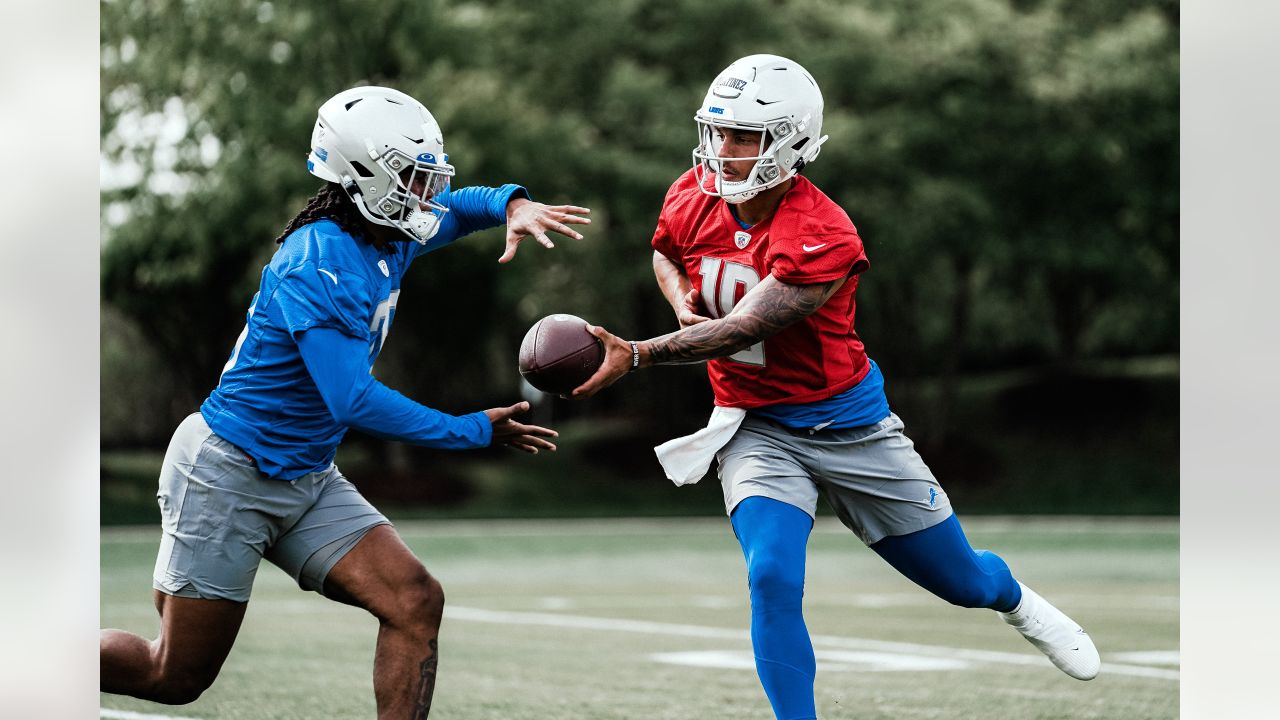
[518,314,605,395]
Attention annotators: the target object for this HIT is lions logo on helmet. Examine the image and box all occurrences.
[306,86,456,244]
[692,55,829,204]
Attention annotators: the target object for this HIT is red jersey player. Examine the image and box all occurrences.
[572,54,1100,719]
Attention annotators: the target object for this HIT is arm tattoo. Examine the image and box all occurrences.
[646,276,844,365]
[411,639,439,719]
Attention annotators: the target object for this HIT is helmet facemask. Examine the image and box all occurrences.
[345,148,455,245]
[692,117,801,204]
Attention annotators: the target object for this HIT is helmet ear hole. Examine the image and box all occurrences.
[350,161,375,178]
[790,137,811,170]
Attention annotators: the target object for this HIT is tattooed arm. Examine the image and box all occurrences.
[570,274,845,398]
[644,274,844,365]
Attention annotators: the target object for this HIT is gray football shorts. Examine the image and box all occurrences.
[152,413,390,602]
[716,412,953,545]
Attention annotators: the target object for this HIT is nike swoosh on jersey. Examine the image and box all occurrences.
[802,243,828,252]
[318,268,339,285]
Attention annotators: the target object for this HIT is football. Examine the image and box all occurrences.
[518,314,605,395]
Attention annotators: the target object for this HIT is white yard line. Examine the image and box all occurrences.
[446,605,1179,681]
[1110,650,1181,665]
[97,602,1176,719]
[101,710,201,720]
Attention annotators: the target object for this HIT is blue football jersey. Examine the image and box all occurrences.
[201,184,526,479]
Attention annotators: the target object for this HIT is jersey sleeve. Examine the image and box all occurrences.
[767,230,868,284]
[650,211,679,262]
[273,261,375,340]
[766,191,870,284]
[650,170,699,262]
[296,327,492,449]
[413,184,531,258]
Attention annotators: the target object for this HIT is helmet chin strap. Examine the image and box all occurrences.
[342,175,437,244]
[405,209,442,243]
[717,161,787,204]
[720,185,760,205]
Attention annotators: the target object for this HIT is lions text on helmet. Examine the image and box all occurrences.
[307,86,455,244]
[692,54,829,204]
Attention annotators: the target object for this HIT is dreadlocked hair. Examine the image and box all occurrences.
[275,183,380,247]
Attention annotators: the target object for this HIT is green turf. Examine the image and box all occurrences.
[101,517,1177,719]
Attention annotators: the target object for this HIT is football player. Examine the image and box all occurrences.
[572,55,1100,719]
[100,85,589,717]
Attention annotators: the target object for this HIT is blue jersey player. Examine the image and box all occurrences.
[99,86,590,718]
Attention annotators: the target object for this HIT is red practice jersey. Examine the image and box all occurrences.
[651,169,871,408]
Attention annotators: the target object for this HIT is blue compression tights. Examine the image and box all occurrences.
[731,497,817,720]
[870,513,1021,613]
[731,497,1022,720]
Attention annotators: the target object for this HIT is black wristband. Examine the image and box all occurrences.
[629,341,640,372]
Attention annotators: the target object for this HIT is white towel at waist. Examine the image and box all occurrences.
[653,406,748,486]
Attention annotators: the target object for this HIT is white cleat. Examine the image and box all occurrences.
[999,582,1100,680]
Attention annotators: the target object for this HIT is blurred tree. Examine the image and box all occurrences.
[797,0,1178,435]
[102,0,1178,448]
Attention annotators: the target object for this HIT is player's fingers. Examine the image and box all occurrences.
[584,324,612,341]
[681,291,701,312]
[498,238,519,264]
[570,370,612,399]
[508,441,538,454]
[569,371,599,398]
[543,221,582,240]
[519,435,557,451]
[508,422,557,437]
[535,231,555,249]
[490,401,530,421]
[547,205,591,215]
[556,212,592,225]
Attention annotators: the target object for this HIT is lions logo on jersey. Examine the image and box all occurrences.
[734,230,751,249]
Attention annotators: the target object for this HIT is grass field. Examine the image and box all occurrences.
[101,516,1178,719]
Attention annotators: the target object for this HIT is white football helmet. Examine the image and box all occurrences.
[692,54,829,204]
[306,86,455,244]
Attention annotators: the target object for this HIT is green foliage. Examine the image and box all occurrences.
[101,0,1178,445]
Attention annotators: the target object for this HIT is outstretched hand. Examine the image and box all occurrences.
[499,198,591,263]
[484,401,558,453]
[568,325,636,399]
